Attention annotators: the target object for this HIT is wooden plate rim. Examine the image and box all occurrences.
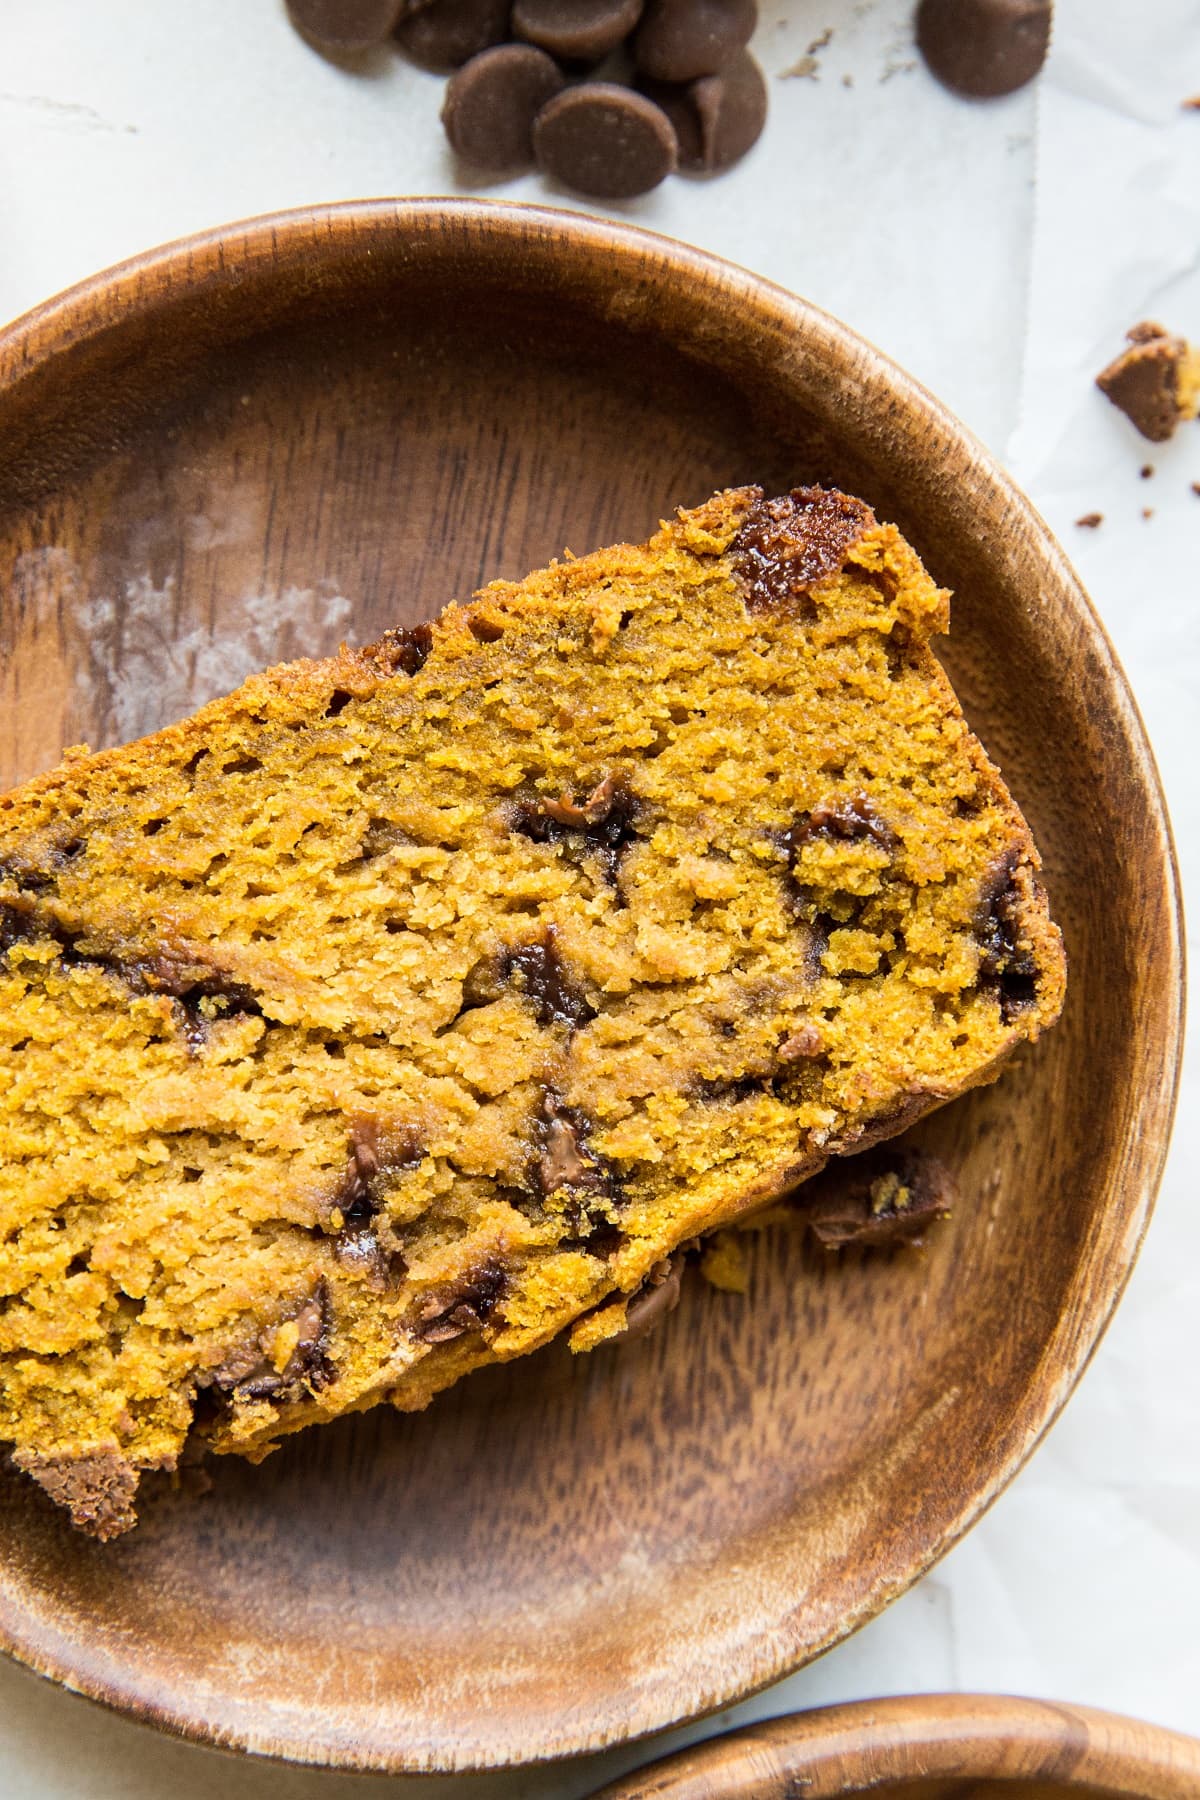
[590,1695,1200,1800]
[0,199,1184,1771]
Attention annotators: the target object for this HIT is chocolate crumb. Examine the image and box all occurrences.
[1140,464,1155,479]
[778,1022,823,1060]
[693,1071,774,1104]
[799,1147,955,1249]
[1192,482,1200,498]
[1075,512,1103,529]
[732,486,876,612]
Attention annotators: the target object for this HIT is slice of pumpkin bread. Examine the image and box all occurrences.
[0,485,1064,1537]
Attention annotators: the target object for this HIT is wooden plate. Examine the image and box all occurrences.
[592,1697,1200,1800]
[0,202,1181,1771]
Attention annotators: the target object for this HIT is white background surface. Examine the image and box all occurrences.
[1,2,1198,1795]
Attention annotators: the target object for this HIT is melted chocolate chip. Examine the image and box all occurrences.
[0,902,263,1045]
[732,487,876,612]
[365,623,434,676]
[332,1117,383,1226]
[334,1222,404,1287]
[210,1281,335,1405]
[325,1115,422,1277]
[0,902,31,954]
[916,0,1051,100]
[511,772,640,882]
[529,1094,625,1244]
[563,1218,627,1259]
[975,854,1040,1021]
[633,0,757,82]
[464,932,596,1029]
[800,1148,955,1249]
[0,855,55,894]
[413,1259,509,1343]
[788,793,896,854]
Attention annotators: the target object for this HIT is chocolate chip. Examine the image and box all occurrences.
[539,1100,597,1191]
[800,1148,955,1250]
[633,0,757,82]
[211,1281,335,1404]
[366,623,433,676]
[334,1222,405,1287]
[915,0,1051,99]
[533,83,678,198]
[325,1116,422,1231]
[732,486,876,612]
[413,1259,509,1342]
[788,794,895,854]
[534,1092,623,1212]
[512,0,643,61]
[0,904,264,1045]
[975,853,1040,1021]
[463,930,596,1029]
[622,1254,685,1339]
[510,772,640,881]
[442,44,566,168]
[1096,322,1193,444]
[393,0,512,69]
[286,0,407,53]
[641,48,766,171]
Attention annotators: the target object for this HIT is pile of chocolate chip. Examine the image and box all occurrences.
[286,0,767,199]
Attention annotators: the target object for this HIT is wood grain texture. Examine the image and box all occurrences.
[0,201,1183,1771]
[591,1696,1200,1800]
